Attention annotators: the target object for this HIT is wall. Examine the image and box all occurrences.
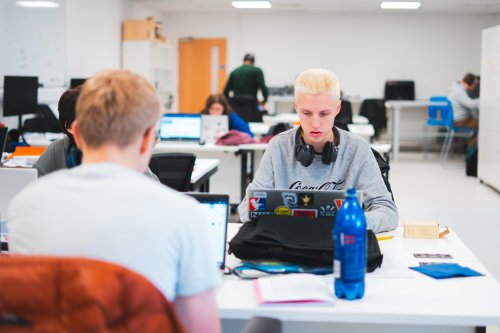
[1,0,163,128]
[164,13,497,107]
[478,25,500,191]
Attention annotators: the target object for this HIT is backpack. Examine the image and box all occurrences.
[371,148,394,202]
[228,216,383,273]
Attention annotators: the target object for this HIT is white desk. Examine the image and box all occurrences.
[267,95,294,115]
[385,100,447,161]
[263,113,299,126]
[190,158,219,192]
[219,225,500,333]
[23,132,64,147]
[154,142,266,205]
[248,122,271,137]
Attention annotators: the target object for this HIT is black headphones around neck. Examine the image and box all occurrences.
[294,126,340,167]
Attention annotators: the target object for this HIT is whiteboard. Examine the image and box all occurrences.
[0,0,66,87]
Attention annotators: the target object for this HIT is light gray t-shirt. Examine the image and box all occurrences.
[34,136,159,182]
[238,127,399,233]
[448,81,479,121]
[7,163,222,301]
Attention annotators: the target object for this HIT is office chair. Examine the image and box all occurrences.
[426,96,476,167]
[0,256,186,333]
[335,100,353,131]
[229,95,263,123]
[22,105,63,133]
[359,99,387,138]
[148,153,196,191]
[0,256,282,333]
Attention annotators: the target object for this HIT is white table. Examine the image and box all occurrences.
[248,122,271,137]
[219,224,500,333]
[385,100,447,161]
[263,113,299,126]
[190,158,219,192]
[267,95,294,115]
[154,142,266,205]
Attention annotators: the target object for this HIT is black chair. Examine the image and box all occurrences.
[335,100,353,131]
[22,105,62,133]
[229,95,263,123]
[359,99,387,138]
[148,153,196,191]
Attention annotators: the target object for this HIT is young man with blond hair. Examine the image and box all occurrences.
[7,70,222,333]
[238,68,398,233]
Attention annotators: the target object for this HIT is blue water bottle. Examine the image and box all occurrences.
[333,188,367,300]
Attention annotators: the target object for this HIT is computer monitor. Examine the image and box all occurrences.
[69,78,87,89]
[384,80,415,101]
[2,76,39,129]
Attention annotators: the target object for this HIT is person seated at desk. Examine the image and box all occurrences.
[7,70,222,333]
[448,73,479,130]
[201,93,254,137]
[33,86,159,181]
[238,68,398,233]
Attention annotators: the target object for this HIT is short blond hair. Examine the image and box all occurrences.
[294,68,340,101]
[76,70,162,148]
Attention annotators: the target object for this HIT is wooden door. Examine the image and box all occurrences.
[179,38,227,113]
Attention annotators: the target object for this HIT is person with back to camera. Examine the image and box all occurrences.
[237,68,398,233]
[223,53,269,111]
[201,93,254,137]
[448,73,479,130]
[33,86,159,181]
[7,70,222,333]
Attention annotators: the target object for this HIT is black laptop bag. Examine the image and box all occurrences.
[228,216,383,272]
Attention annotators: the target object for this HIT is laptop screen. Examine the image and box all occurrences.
[159,114,202,141]
[0,127,8,161]
[187,193,229,269]
[246,188,363,221]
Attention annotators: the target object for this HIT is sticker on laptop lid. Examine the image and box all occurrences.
[249,197,266,211]
[281,192,298,207]
[292,209,318,217]
[319,205,337,217]
[274,206,291,216]
[334,199,344,210]
[250,211,274,219]
[299,193,314,206]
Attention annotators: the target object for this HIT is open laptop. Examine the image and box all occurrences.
[0,167,38,251]
[201,115,229,143]
[159,114,202,142]
[0,127,8,165]
[246,188,363,221]
[187,193,229,270]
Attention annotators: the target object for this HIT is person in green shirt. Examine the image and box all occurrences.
[223,53,269,113]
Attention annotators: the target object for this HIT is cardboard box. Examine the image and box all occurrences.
[404,222,449,239]
[122,19,155,41]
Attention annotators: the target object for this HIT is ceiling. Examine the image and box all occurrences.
[134,0,500,15]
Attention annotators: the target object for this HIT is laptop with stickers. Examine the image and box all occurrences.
[187,193,229,270]
[246,188,363,221]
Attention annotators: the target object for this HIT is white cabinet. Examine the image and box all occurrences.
[478,25,500,191]
[122,41,174,112]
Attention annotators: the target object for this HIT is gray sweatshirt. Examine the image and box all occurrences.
[238,127,399,233]
[34,136,160,182]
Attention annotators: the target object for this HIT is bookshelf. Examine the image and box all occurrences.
[121,41,174,112]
